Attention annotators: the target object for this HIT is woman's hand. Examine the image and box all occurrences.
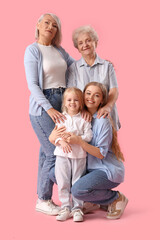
[49,126,66,144]
[97,105,112,119]
[66,133,82,145]
[81,109,92,122]
[47,108,66,123]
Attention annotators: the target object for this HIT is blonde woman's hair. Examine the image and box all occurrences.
[84,82,124,162]
[35,13,62,47]
[72,25,99,49]
[62,87,84,113]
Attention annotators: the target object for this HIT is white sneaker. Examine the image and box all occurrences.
[36,199,60,216]
[106,192,128,219]
[83,202,100,214]
[56,207,71,221]
[72,209,84,222]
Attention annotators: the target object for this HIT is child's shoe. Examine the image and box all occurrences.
[36,199,60,215]
[83,202,100,214]
[106,192,128,219]
[72,209,84,222]
[56,207,71,221]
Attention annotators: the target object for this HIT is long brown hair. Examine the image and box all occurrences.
[84,82,124,162]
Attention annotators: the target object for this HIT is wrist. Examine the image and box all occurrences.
[55,137,62,144]
[105,105,112,112]
[79,137,85,147]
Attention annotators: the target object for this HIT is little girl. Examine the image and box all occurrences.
[54,87,92,222]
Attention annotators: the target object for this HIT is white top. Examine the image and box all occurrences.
[54,112,92,158]
[38,44,67,89]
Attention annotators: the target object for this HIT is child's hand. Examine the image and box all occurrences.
[59,140,72,153]
[49,126,66,145]
[61,132,71,141]
[66,133,81,145]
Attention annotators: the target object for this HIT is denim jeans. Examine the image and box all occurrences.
[71,169,120,205]
[30,88,65,200]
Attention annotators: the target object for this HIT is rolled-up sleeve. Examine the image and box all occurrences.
[108,63,118,89]
[95,119,112,157]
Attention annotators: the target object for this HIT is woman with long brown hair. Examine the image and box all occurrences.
[66,82,127,219]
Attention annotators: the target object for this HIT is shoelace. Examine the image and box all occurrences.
[107,205,113,213]
[47,200,57,209]
[72,209,84,216]
[58,208,70,214]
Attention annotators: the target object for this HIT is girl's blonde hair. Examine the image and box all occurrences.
[84,82,124,162]
[62,87,84,113]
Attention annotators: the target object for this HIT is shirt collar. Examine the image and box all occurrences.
[92,112,98,118]
[78,54,105,67]
[63,111,81,118]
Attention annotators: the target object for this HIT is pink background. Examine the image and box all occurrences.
[1,0,160,239]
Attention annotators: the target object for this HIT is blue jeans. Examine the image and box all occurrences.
[71,169,120,205]
[30,88,65,200]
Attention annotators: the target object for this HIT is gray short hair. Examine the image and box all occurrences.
[72,25,99,49]
[35,13,62,47]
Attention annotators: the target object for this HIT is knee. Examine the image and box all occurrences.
[49,167,57,184]
[71,182,85,200]
[71,183,79,198]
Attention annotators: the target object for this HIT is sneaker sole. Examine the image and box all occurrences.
[106,198,128,220]
[36,207,59,216]
[56,215,72,221]
[73,218,84,222]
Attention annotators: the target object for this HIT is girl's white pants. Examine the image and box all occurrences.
[55,156,86,210]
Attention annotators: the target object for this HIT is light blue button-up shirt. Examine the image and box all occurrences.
[67,55,121,130]
[87,113,125,183]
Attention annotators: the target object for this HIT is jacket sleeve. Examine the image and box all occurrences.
[58,46,75,68]
[24,45,53,111]
[67,63,77,87]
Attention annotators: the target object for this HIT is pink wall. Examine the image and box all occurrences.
[1,0,160,239]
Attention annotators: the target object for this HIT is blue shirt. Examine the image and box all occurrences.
[67,55,121,130]
[24,42,74,116]
[87,113,125,183]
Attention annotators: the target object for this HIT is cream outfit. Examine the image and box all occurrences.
[54,112,92,210]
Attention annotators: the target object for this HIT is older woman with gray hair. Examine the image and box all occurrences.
[24,13,74,216]
[68,25,120,130]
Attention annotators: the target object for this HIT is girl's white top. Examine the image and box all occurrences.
[54,112,92,158]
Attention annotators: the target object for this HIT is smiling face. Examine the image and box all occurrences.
[64,91,81,116]
[84,85,103,114]
[37,15,58,45]
[77,32,97,58]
